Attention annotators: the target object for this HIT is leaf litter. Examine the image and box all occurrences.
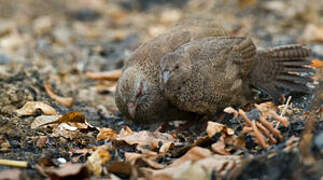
[0,0,322,179]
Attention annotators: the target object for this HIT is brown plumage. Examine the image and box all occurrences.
[115,17,313,124]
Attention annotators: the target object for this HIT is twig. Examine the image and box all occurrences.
[256,122,277,144]
[259,116,283,140]
[86,69,122,81]
[270,110,288,127]
[45,82,74,107]
[276,96,292,128]
[251,121,268,148]
[0,159,28,168]
[238,109,251,126]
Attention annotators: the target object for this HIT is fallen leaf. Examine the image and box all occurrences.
[302,24,323,43]
[52,123,80,139]
[108,161,132,177]
[159,141,174,153]
[125,152,164,169]
[86,148,112,176]
[224,107,239,117]
[97,128,117,140]
[206,122,225,138]
[196,155,241,177]
[31,115,60,129]
[143,160,209,180]
[311,59,323,68]
[211,140,230,155]
[0,135,10,152]
[0,169,22,180]
[115,130,176,151]
[135,157,165,169]
[16,101,57,116]
[171,147,212,167]
[36,136,48,148]
[40,163,89,179]
[118,126,133,137]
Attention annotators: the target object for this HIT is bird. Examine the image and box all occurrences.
[115,17,313,124]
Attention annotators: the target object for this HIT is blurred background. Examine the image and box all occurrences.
[0,0,322,113]
[0,1,322,179]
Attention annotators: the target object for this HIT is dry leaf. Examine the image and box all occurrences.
[118,126,133,137]
[144,161,209,180]
[206,122,225,137]
[302,24,323,43]
[211,140,230,155]
[224,107,239,117]
[171,147,212,167]
[115,130,176,150]
[108,161,132,177]
[45,82,74,107]
[52,124,78,139]
[16,101,57,116]
[159,141,174,153]
[0,169,22,180]
[40,163,89,179]
[31,115,60,129]
[97,128,117,140]
[58,112,85,123]
[311,59,323,68]
[125,152,163,169]
[86,148,112,176]
[196,155,241,177]
[31,112,90,130]
[0,135,10,152]
[36,136,48,148]
[135,157,165,169]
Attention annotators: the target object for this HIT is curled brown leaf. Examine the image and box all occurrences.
[16,101,57,116]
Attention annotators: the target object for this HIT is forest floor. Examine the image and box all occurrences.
[0,0,322,179]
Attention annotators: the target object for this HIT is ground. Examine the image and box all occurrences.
[0,0,322,179]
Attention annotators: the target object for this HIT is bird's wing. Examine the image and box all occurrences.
[160,37,256,114]
[124,16,227,68]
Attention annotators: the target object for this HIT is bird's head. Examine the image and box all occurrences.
[115,66,166,123]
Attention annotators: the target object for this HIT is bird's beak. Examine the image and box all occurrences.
[127,102,136,119]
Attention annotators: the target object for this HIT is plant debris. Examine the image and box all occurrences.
[0,0,322,179]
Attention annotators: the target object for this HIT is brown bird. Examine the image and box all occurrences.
[115,17,313,124]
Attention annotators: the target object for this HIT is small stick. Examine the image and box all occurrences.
[241,126,253,134]
[45,82,74,107]
[276,96,292,128]
[239,109,251,126]
[270,110,289,127]
[252,121,268,148]
[0,159,28,168]
[259,116,283,140]
[256,122,277,144]
[86,69,122,81]
[280,96,292,117]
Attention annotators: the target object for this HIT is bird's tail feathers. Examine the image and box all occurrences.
[250,45,314,104]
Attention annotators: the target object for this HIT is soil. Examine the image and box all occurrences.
[0,0,322,179]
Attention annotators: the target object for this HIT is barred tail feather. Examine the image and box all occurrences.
[250,45,314,104]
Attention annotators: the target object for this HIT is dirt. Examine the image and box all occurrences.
[0,0,322,179]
